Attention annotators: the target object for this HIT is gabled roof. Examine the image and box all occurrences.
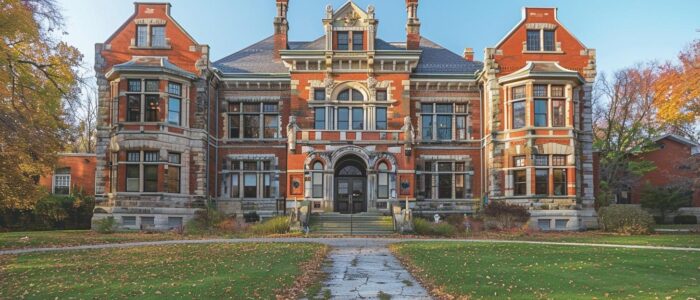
[498,61,583,84]
[653,134,699,147]
[214,36,482,76]
[493,7,586,50]
[107,56,197,79]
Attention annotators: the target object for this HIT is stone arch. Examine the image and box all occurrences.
[304,152,331,171]
[330,81,369,101]
[329,145,371,168]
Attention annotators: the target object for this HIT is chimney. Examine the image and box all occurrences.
[273,0,289,59]
[463,48,474,61]
[405,0,420,50]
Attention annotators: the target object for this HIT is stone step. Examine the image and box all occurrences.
[309,212,395,235]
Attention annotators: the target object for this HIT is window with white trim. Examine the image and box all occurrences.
[167,152,181,194]
[53,168,71,195]
[135,24,166,48]
[228,102,279,139]
[167,82,181,126]
[512,156,527,196]
[510,85,526,129]
[526,29,555,52]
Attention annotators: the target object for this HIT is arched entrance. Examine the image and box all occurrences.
[334,156,367,214]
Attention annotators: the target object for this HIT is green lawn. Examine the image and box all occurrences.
[392,242,700,299]
[0,243,326,299]
[0,230,198,250]
[465,231,700,248]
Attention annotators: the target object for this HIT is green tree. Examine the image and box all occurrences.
[0,0,82,209]
[640,183,692,223]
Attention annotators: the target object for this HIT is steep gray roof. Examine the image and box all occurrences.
[214,35,482,75]
[413,37,482,74]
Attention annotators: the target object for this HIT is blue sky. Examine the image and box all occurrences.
[60,0,699,76]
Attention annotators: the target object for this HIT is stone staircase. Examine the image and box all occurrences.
[309,212,395,235]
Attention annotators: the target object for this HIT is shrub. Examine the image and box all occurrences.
[411,217,458,237]
[243,211,260,223]
[445,214,467,232]
[482,201,530,230]
[0,191,95,231]
[598,205,654,235]
[640,183,692,222]
[673,215,698,224]
[250,216,290,235]
[94,217,116,234]
[184,207,225,234]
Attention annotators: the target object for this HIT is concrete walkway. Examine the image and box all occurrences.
[308,239,430,299]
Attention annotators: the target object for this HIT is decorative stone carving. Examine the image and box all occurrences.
[325,4,333,19]
[343,11,361,26]
[322,76,335,98]
[401,116,415,153]
[287,116,299,153]
[109,136,120,153]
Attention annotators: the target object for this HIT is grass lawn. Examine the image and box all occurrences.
[465,231,700,248]
[392,242,700,299]
[0,230,200,250]
[0,243,326,299]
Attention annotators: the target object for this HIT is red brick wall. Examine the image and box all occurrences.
[630,138,700,206]
[39,155,96,196]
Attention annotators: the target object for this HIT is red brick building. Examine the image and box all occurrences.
[39,154,96,196]
[93,1,596,230]
[625,134,700,208]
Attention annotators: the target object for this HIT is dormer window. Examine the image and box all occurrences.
[336,31,364,51]
[526,29,555,52]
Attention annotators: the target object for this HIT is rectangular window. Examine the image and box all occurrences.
[352,31,364,50]
[243,115,260,138]
[534,155,549,166]
[263,174,272,198]
[337,108,349,130]
[376,90,387,101]
[314,89,326,100]
[145,95,159,122]
[513,156,526,167]
[376,108,387,130]
[377,173,388,199]
[128,80,141,92]
[421,115,433,140]
[53,174,70,195]
[312,173,323,198]
[552,100,565,127]
[456,116,466,139]
[512,86,526,99]
[167,82,181,95]
[352,108,363,130]
[534,85,548,97]
[144,151,159,162]
[438,174,452,199]
[436,115,452,140]
[553,169,567,196]
[512,101,525,129]
[136,25,148,47]
[122,216,136,226]
[455,174,465,199]
[229,115,240,138]
[151,26,166,47]
[552,155,567,166]
[126,164,140,192]
[145,80,159,93]
[263,115,278,138]
[314,107,325,130]
[535,169,549,195]
[538,219,551,230]
[543,30,555,51]
[526,30,540,51]
[513,170,526,196]
[167,153,181,194]
[337,31,349,50]
[140,216,155,227]
[244,173,257,198]
[551,85,565,97]
[168,98,181,125]
[143,165,158,192]
[230,174,239,198]
[555,219,568,230]
[168,217,183,228]
[127,94,141,122]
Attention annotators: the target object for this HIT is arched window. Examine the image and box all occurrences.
[337,88,364,101]
[377,162,389,199]
[312,161,324,198]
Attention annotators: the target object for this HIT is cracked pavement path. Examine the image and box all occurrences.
[309,240,431,300]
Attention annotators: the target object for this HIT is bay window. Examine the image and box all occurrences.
[124,151,159,193]
[167,82,181,126]
[513,155,526,196]
[125,79,160,123]
[167,153,181,193]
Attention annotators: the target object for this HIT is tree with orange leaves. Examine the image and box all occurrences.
[654,40,700,139]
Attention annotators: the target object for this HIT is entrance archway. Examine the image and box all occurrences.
[334,155,367,214]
